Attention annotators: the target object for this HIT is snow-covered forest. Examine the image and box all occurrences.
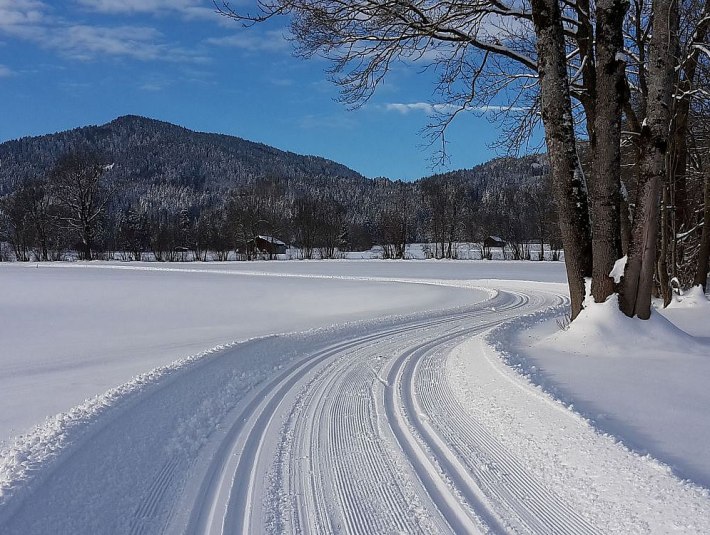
[0,116,560,262]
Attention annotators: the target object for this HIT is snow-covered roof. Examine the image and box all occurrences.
[488,236,505,242]
[256,235,286,246]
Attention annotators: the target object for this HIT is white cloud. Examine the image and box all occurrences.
[0,1,209,63]
[49,25,207,63]
[0,64,13,77]
[384,102,526,115]
[0,0,48,40]
[384,102,457,115]
[205,30,291,53]
[475,105,527,113]
[74,0,217,21]
[140,82,167,91]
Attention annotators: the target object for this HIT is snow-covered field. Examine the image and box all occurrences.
[1,260,709,533]
[0,262,490,442]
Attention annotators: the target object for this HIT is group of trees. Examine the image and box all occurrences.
[0,152,116,261]
[216,0,709,320]
[1,150,558,263]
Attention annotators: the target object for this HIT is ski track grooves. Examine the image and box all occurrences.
[2,284,608,535]
[183,289,559,534]
[190,303,510,535]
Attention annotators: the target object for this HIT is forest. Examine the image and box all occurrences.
[0,116,558,264]
[211,0,709,321]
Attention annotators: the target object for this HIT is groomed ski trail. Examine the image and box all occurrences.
[1,277,709,534]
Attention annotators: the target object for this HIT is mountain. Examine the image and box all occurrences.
[0,115,365,197]
[0,116,551,253]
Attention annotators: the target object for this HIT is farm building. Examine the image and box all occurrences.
[244,235,287,256]
[483,236,506,249]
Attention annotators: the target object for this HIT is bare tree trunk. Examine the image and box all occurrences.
[621,0,678,319]
[666,0,710,286]
[672,0,709,233]
[658,182,672,304]
[531,0,593,319]
[620,193,631,255]
[590,0,628,302]
[694,173,710,290]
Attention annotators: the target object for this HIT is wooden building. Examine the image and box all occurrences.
[245,235,287,256]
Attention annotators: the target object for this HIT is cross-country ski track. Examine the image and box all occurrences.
[1,269,709,534]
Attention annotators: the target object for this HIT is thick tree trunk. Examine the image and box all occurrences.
[590,0,628,302]
[658,183,672,304]
[531,0,593,319]
[694,173,710,290]
[82,238,92,261]
[620,0,678,319]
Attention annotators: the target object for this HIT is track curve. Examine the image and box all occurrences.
[4,280,708,535]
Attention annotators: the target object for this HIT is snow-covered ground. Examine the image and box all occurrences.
[0,262,489,443]
[1,259,709,533]
[509,286,710,490]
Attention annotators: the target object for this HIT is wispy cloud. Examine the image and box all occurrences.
[270,77,294,87]
[51,25,207,63]
[384,102,526,115]
[0,64,13,77]
[205,30,291,53]
[384,103,457,115]
[0,0,209,63]
[0,0,48,40]
[140,81,168,91]
[74,0,217,21]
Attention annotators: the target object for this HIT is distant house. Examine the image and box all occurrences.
[483,236,506,249]
[245,235,287,256]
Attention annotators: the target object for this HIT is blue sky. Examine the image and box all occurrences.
[0,0,537,180]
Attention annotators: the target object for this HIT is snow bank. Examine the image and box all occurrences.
[667,284,710,309]
[488,290,710,490]
[0,340,245,523]
[545,292,705,356]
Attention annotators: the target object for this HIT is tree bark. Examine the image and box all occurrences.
[590,0,628,302]
[531,0,593,319]
[658,182,672,304]
[694,172,710,290]
[620,0,678,319]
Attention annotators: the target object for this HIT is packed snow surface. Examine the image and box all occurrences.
[1,260,709,534]
[512,288,710,490]
[0,262,494,442]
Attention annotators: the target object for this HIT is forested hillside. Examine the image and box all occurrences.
[0,116,555,261]
[0,115,365,195]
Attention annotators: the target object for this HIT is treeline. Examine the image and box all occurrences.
[0,150,560,262]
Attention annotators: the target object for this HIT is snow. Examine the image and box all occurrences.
[509,288,710,490]
[1,259,709,533]
[0,262,489,443]
[256,235,286,245]
[610,255,627,283]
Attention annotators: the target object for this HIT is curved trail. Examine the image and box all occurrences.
[2,279,709,534]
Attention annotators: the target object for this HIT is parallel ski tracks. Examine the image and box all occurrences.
[178,288,577,534]
[183,295,515,534]
[1,284,574,535]
[186,297,516,533]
